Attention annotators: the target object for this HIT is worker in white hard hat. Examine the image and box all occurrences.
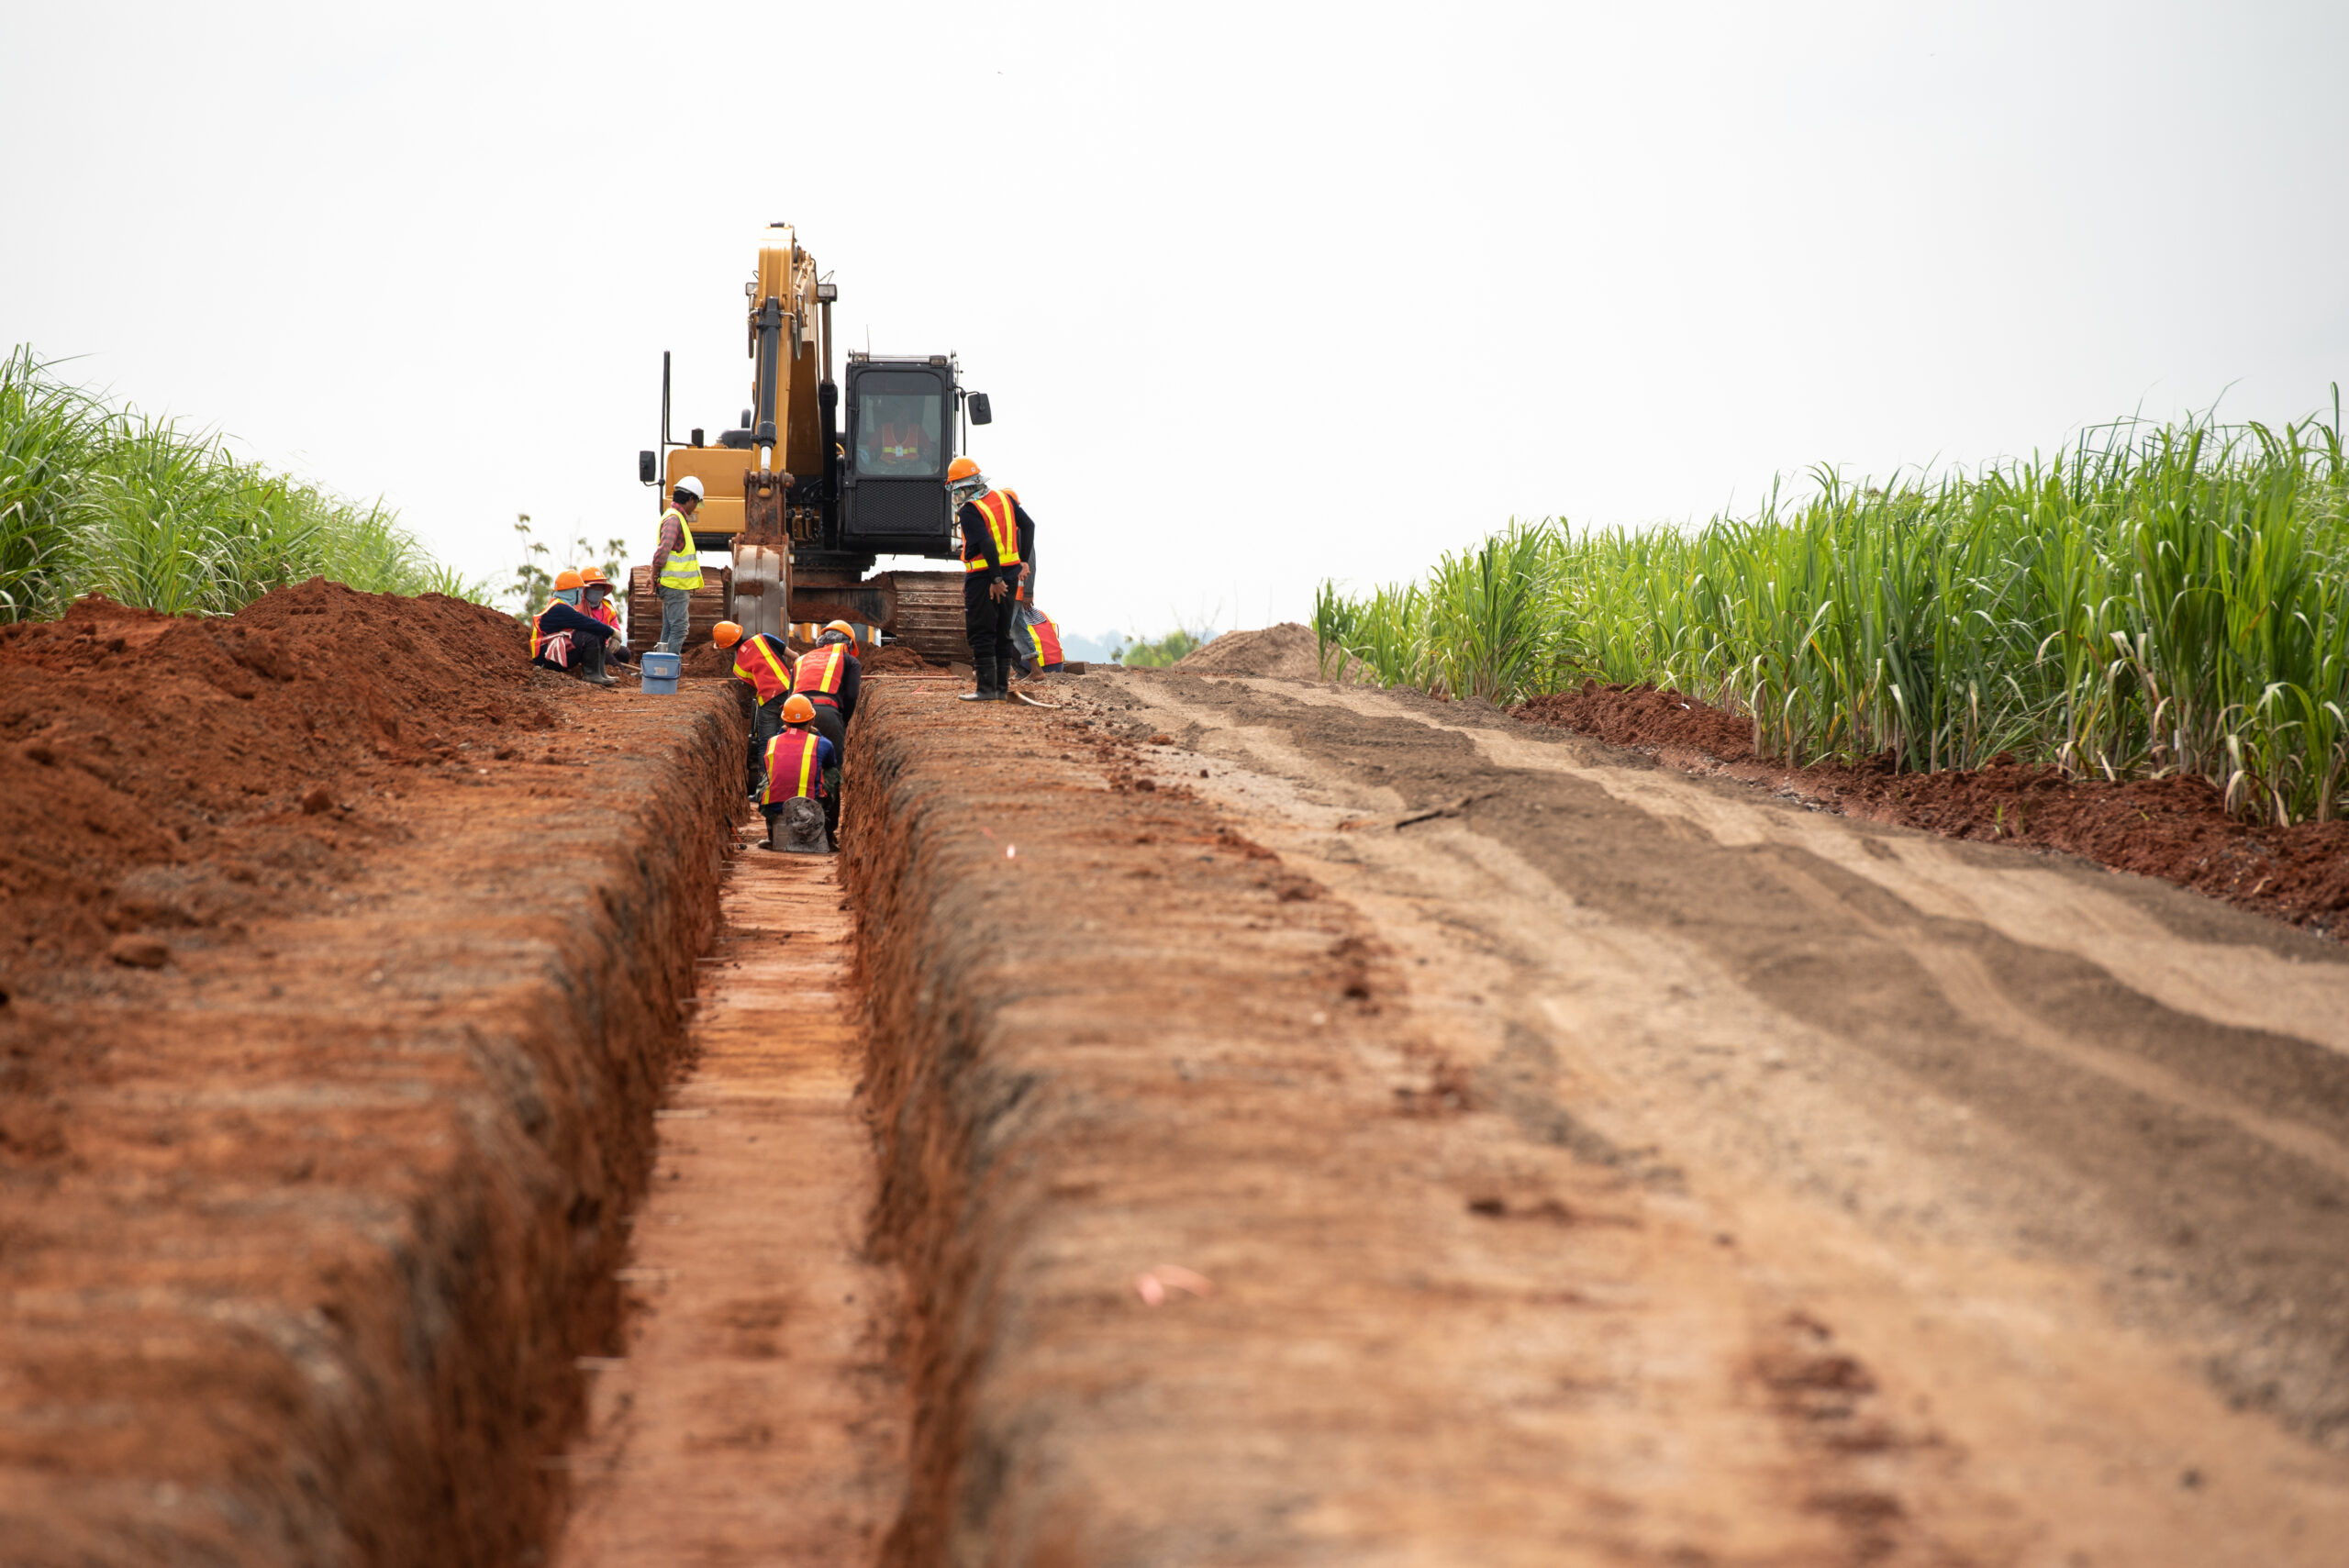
[651,475,706,653]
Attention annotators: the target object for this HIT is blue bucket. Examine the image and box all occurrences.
[640,650,681,695]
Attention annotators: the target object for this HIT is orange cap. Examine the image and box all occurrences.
[711,620,743,649]
[552,569,584,591]
[946,456,981,484]
[781,695,817,724]
[579,566,609,586]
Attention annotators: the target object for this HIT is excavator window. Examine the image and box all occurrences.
[852,374,945,479]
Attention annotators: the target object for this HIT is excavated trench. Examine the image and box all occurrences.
[20,597,2349,1566]
[0,588,755,1566]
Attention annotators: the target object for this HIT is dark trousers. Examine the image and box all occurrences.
[964,575,1018,693]
[761,772,839,842]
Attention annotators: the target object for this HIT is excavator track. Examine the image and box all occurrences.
[879,572,968,665]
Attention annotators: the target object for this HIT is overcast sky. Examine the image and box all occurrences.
[6,1,2344,642]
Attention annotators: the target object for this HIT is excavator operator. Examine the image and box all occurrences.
[948,456,1030,703]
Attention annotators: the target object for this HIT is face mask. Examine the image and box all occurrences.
[557,588,582,606]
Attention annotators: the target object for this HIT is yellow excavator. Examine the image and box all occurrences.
[627,222,985,661]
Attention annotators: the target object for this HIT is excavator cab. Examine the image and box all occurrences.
[629,224,986,662]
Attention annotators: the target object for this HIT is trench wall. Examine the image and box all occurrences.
[0,684,750,1567]
[841,677,1403,1565]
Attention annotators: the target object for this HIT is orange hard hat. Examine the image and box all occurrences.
[822,619,856,642]
[578,566,609,586]
[946,456,981,484]
[1003,487,1019,503]
[781,695,817,724]
[711,620,743,648]
[553,569,584,591]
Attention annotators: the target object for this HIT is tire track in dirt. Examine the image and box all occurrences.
[1077,666,2349,1564]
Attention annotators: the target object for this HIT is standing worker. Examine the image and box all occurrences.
[760,695,840,853]
[709,620,799,793]
[650,475,705,654]
[530,570,619,686]
[947,457,1031,702]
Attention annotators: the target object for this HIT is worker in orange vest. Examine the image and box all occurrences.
[947,457,1032,701]
[530,570,618,686]
[710,618,798,795]
[1010,604,1067,676]
[761,694,840,853]
[787,621,861,762]
[578,568,633,669]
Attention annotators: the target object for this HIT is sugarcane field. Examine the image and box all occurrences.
[6,7,2349,1566]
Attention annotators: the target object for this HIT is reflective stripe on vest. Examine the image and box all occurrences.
[962,490,1022,573]
[529,596,564,660]
[656,507,704,591]
[792,644,846,701]
[590,599,620,629]
[761,729,825,806]
[1029,614,1064,666]
[732,635,793,704]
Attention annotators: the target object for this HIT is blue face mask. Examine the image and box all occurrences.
[556,588,582,606]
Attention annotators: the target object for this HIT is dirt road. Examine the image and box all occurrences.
[827,662,2349,1565]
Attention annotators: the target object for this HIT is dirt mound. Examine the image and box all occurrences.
[1173,622,1335,680]
[0,581,553,969]
[1516,682,2349,935]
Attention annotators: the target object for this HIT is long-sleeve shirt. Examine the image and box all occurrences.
[532,599,615,666]
[956,495,1036,584]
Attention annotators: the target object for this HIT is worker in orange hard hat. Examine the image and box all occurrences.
[711,618,801,795]
[786,618,861,765]
[577,568,633,669]
[530,569,618,686]
[948,457,1034,702]
[760,693,841,853]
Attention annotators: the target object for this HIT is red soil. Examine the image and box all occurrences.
[0,581,551,970]
[1514,681,2349,937]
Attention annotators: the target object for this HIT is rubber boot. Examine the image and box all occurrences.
[578,637,618,688]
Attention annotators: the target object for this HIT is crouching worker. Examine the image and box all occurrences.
[789,620,861,762]
[531,570,618,686]
[710,619,798,794]
[761,695,840,854]
[1009,603,1067,677]
[579,568,633,667]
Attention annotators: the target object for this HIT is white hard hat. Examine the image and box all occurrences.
[674,475,706,501]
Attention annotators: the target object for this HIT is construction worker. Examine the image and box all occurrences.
[530,570,618,686]
[650,475,705,653]
[788,619,861,761]
[1009,603,1067,676]
[947,456,1030,702]
[579,568,632,667]
[710,620,798,793]
[1005,487,1036,606]
[761,694,840,852]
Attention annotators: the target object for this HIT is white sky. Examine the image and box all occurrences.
[6,1,2344,642]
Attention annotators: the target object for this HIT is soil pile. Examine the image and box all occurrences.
[1517,681,2349,935]
[1174,621,1364,682]
[0,581,551,969]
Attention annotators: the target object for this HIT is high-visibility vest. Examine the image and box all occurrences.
[792,643,849,705]
[880,423,927,459]
[1021,613,1065,668]
[761,729,827,806]
[732,634,794,704]
[962,490,1022,573]
[529,597,564,660]
[656,507,704,591]
[589,598,620,631]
